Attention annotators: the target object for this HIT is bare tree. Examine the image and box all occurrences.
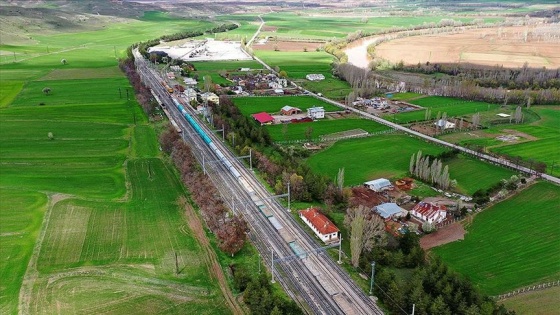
[344,205,386,267]
[336,168,345,193]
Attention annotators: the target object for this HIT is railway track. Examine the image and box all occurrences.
[133,49,383,315]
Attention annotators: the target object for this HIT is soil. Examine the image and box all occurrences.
[420,222,466,250]
[350,186,388,208]
[501,129,538,141]
[375,25,560,68]
[252,40,324,52]
[183,203,245,315]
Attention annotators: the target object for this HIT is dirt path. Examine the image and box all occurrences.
[183,203,245,315]
[420,222,466,250]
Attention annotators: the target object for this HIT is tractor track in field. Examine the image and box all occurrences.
[183,202,245,315]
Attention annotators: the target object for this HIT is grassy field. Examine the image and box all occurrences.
[0,8,233,314]
[307,133,516,194]
[433,182,560,295]
[267,118,390,142]
[502,286,560,315]
[388,96,501,124]
[440,106,560,177]
[233,95,340,116]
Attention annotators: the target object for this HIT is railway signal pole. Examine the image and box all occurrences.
[271,248,275,283]
[369,261,376,295]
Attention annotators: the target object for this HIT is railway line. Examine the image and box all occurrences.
[133,49,383,315]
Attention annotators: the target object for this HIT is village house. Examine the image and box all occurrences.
[182,88,197,103]
[364,178,393,192]
[280,105,301,116]
[434,119,456,129]
[299,208,339,243]
[252,112,274,125]
[200,92,219,104]
[375,203,407,221]
[183,77,197,86]
[410,202,447,224]
[307,106,325,119]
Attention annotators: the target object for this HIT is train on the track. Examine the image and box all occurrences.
[172,97,306,258]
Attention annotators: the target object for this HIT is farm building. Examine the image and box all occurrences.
[434,119,456,129]
[307,106,325,119]
[281,105,302,116]
[252,112,274,125]
[299,208,339,243]
[410,202,447,224]
[306,74,325,81]
[364,178,393,192]
[183,77,197,86]
[274,88,284,95]
[183,88,197,102]
[375,203,407,220]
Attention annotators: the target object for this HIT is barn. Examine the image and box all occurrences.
[364,178,393,192]
[252,112,274,125]
[375,203,407,220]
[281,105,302,116]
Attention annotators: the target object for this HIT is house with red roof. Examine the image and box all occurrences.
[299,208,339,243]
[410,202,447,224]
[252,112,274,125]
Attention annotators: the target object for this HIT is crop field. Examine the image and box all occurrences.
[233,95,340,116]
[433,182,560,295]
[307,133,515,194]
[267,118,390,142]
[0,8,233,314]
[388,96,500,124]
[258,13,487,40]
[375,25,560,68]
[502,286,560,315]
[191,60,262,72]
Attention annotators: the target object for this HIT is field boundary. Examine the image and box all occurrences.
[494,280,560,301]
[275,128,397,144]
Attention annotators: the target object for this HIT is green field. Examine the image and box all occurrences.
[267,118,390,142]
[502,286,560,315]
[433,182,560,295]
[389,96,501,124]
[0,8,232,315]
[307,134,516,194]
[233,95,340,116]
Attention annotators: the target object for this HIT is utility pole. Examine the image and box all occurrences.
[412,304,415,315]
[249,148,252,170]
[287,181,291,212]
[337,236,343,264]
[369,261,376,295]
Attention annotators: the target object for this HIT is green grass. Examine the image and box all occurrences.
[444,155,516,195]
[233,95,340,116]
[433,182,560,295]
[389,92,425,101]
[0,189,47,315]
[0,81,24,107]
[267,118,390,142]
[388,96,500,124]
[191,60,262,72]
[502,286,560,315]
[307,134,447,186]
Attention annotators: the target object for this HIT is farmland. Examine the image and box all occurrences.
[0,8,233,315]
[233,95,340,116]
[306,134,516,194]
[502,286,560,315]
[267,118,391,142]
[433,182,560,296]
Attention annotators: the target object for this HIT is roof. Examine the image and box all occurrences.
[412,202,446,219]
[364,178,392,189]
[299,208,339,235]
[307,106,324,113]
[497,113,511,118]
[376,203,405,219]
[252,112,274,124]
[281,105,300,112]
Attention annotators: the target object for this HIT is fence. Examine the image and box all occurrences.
[274,128,399,145]
[493,280,560,301]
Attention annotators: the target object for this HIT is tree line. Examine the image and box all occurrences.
[160,125,248,256]
[213,96,345,207]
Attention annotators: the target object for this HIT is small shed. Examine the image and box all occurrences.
[274,88,284,95]
[252,112,274,125]
[434,119,455,129]
[281,105,302,116]
[307,106,325,119]
[364,178,392,192]
[375,203,407,220]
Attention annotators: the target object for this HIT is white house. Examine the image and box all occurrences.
[299,208,339,243]
[183,77,197,86]
[307,106,325,119]
[364,178,393,192]
[434,119,455,129]
[375,203,407,220]
[183,88,197,103]
[200,92,219,104]
[410,202,447,224]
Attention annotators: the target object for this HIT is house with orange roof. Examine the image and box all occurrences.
[299,208,340,243]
